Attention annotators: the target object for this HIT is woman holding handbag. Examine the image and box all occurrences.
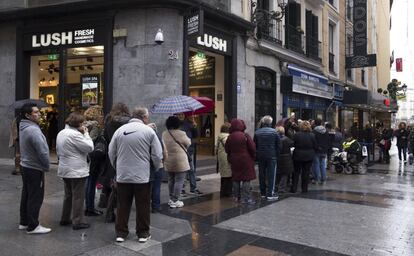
[162,116,191,208]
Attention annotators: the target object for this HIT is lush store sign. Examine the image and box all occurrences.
[24,27,105,50]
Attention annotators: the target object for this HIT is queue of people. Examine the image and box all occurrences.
[15,101,409,242]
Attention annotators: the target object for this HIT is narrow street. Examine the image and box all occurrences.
[1,142,413,256]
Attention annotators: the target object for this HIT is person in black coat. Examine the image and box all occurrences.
[275,126,294,193]
[312,119,331,184]
[291,121,317,193]
[395,122,409,163]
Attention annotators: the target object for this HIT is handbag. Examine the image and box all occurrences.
[168,130,191,163]
[90,135,107,160]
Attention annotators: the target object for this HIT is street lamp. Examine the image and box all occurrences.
[251,0,288,23]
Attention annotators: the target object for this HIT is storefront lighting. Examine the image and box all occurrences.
[91,46,104,50]
[196,51,205,59]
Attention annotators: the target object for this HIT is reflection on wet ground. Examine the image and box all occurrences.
[1,145,414,255]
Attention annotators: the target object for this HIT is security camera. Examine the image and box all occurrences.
[154,29,164,45]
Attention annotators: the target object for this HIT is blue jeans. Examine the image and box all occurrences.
[85,172,98,211]
[151,168,164,210]
[258,159,277,197]
[313,153,327,183]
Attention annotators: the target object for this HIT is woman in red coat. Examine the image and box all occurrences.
[225,119,256,204]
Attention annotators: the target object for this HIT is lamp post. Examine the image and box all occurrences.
[251,0,288,23]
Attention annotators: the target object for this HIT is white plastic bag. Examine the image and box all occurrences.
[362,146,368,157]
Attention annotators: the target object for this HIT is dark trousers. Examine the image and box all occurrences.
[151,168,164,211]
[291,161,313,193]
[398,146,407,161]
[20,167,45,231]
[258,159,277,197]
[116,182,150,238]
[85,158,103,211]
[276,173,288,192]
[61,177,87,225]
[220,177,233,197]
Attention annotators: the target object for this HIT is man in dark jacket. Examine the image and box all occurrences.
[275,126,293,193]
[19,103,51,234]
[312,119,331,184]
[254,115,280,200]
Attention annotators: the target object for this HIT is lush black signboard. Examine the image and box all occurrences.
[186,9,204,37]
[189,51,215,86]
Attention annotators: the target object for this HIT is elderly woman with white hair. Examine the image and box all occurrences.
[253,115,280,201]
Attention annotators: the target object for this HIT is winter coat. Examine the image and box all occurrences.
[102,114,130,182]
[332,131,343,151]
[162,129,191,173]
[395,128,409,148]
[313,126,331,154]
[408,130,414,153]
[277,135,294,175]
[225,119,256,182]
[19,119,50,172]
[293,131,317,162]
[56,125,94,178]
[108,119,163,184]
[180,119,198,154]
[254,126,280,160]
[216,132,231,178]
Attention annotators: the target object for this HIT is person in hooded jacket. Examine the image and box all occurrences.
[225,119,256,204]
[18,103,51,234]
[312,119,331,184]
[216,122,232,197]
[291,121,317,193]
[275,126,294,193]
[395,122,409,163]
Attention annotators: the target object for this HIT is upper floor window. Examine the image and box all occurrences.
[361,69,366,86]
[347,0,353,21]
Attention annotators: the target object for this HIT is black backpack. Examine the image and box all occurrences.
[90,135,107,160]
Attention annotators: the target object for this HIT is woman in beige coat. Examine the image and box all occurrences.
[162,116,191,208]
[216,122,232,197]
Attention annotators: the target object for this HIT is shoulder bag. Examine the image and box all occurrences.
[168,130,192,163]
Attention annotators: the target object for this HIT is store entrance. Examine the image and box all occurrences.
[188,49,225,156]
[28,46,105,150]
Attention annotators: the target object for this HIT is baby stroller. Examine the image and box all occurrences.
[331,148,349,174]
[332,140,367,174]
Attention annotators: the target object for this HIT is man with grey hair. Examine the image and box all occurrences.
[254,115,280,200]
[108,106,163,243]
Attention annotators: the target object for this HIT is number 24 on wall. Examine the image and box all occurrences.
[168,50,179,60]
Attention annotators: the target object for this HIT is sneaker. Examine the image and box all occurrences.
[138,235,151,243]
[116,237,125,243]
[18,225,28,230]
[72,223,90,230]
[266,196,279,201]
[260,195,266,199]
[27,225,51,234]
[189,189,203,195]
[168,199,173,206]
[169,200,184,208]
[195,177,202,181]
[59,220,72,226]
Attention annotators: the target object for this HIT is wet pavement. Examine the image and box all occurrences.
[1,142,414,256]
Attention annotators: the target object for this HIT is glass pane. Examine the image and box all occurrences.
[65,46,104,119]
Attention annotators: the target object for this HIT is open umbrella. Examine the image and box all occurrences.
[151,95,205,114]
[183,96,214,116]
[9,99,49,111]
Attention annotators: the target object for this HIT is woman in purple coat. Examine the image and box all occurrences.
[225,119,256,204]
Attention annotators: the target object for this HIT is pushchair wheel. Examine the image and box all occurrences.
[344,166,353,175]
[335,165,344,173]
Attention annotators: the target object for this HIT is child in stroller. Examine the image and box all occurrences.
[340,134,367,174]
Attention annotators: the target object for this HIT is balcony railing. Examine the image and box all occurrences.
[253,10,283,45]
[329,52,335,73]
[285,24,304,54]
[305,35,322,62]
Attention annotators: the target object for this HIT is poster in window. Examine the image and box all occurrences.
[189,51,215,86]
[81,74,99,107]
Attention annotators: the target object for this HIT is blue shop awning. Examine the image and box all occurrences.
[287,64,328,85]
